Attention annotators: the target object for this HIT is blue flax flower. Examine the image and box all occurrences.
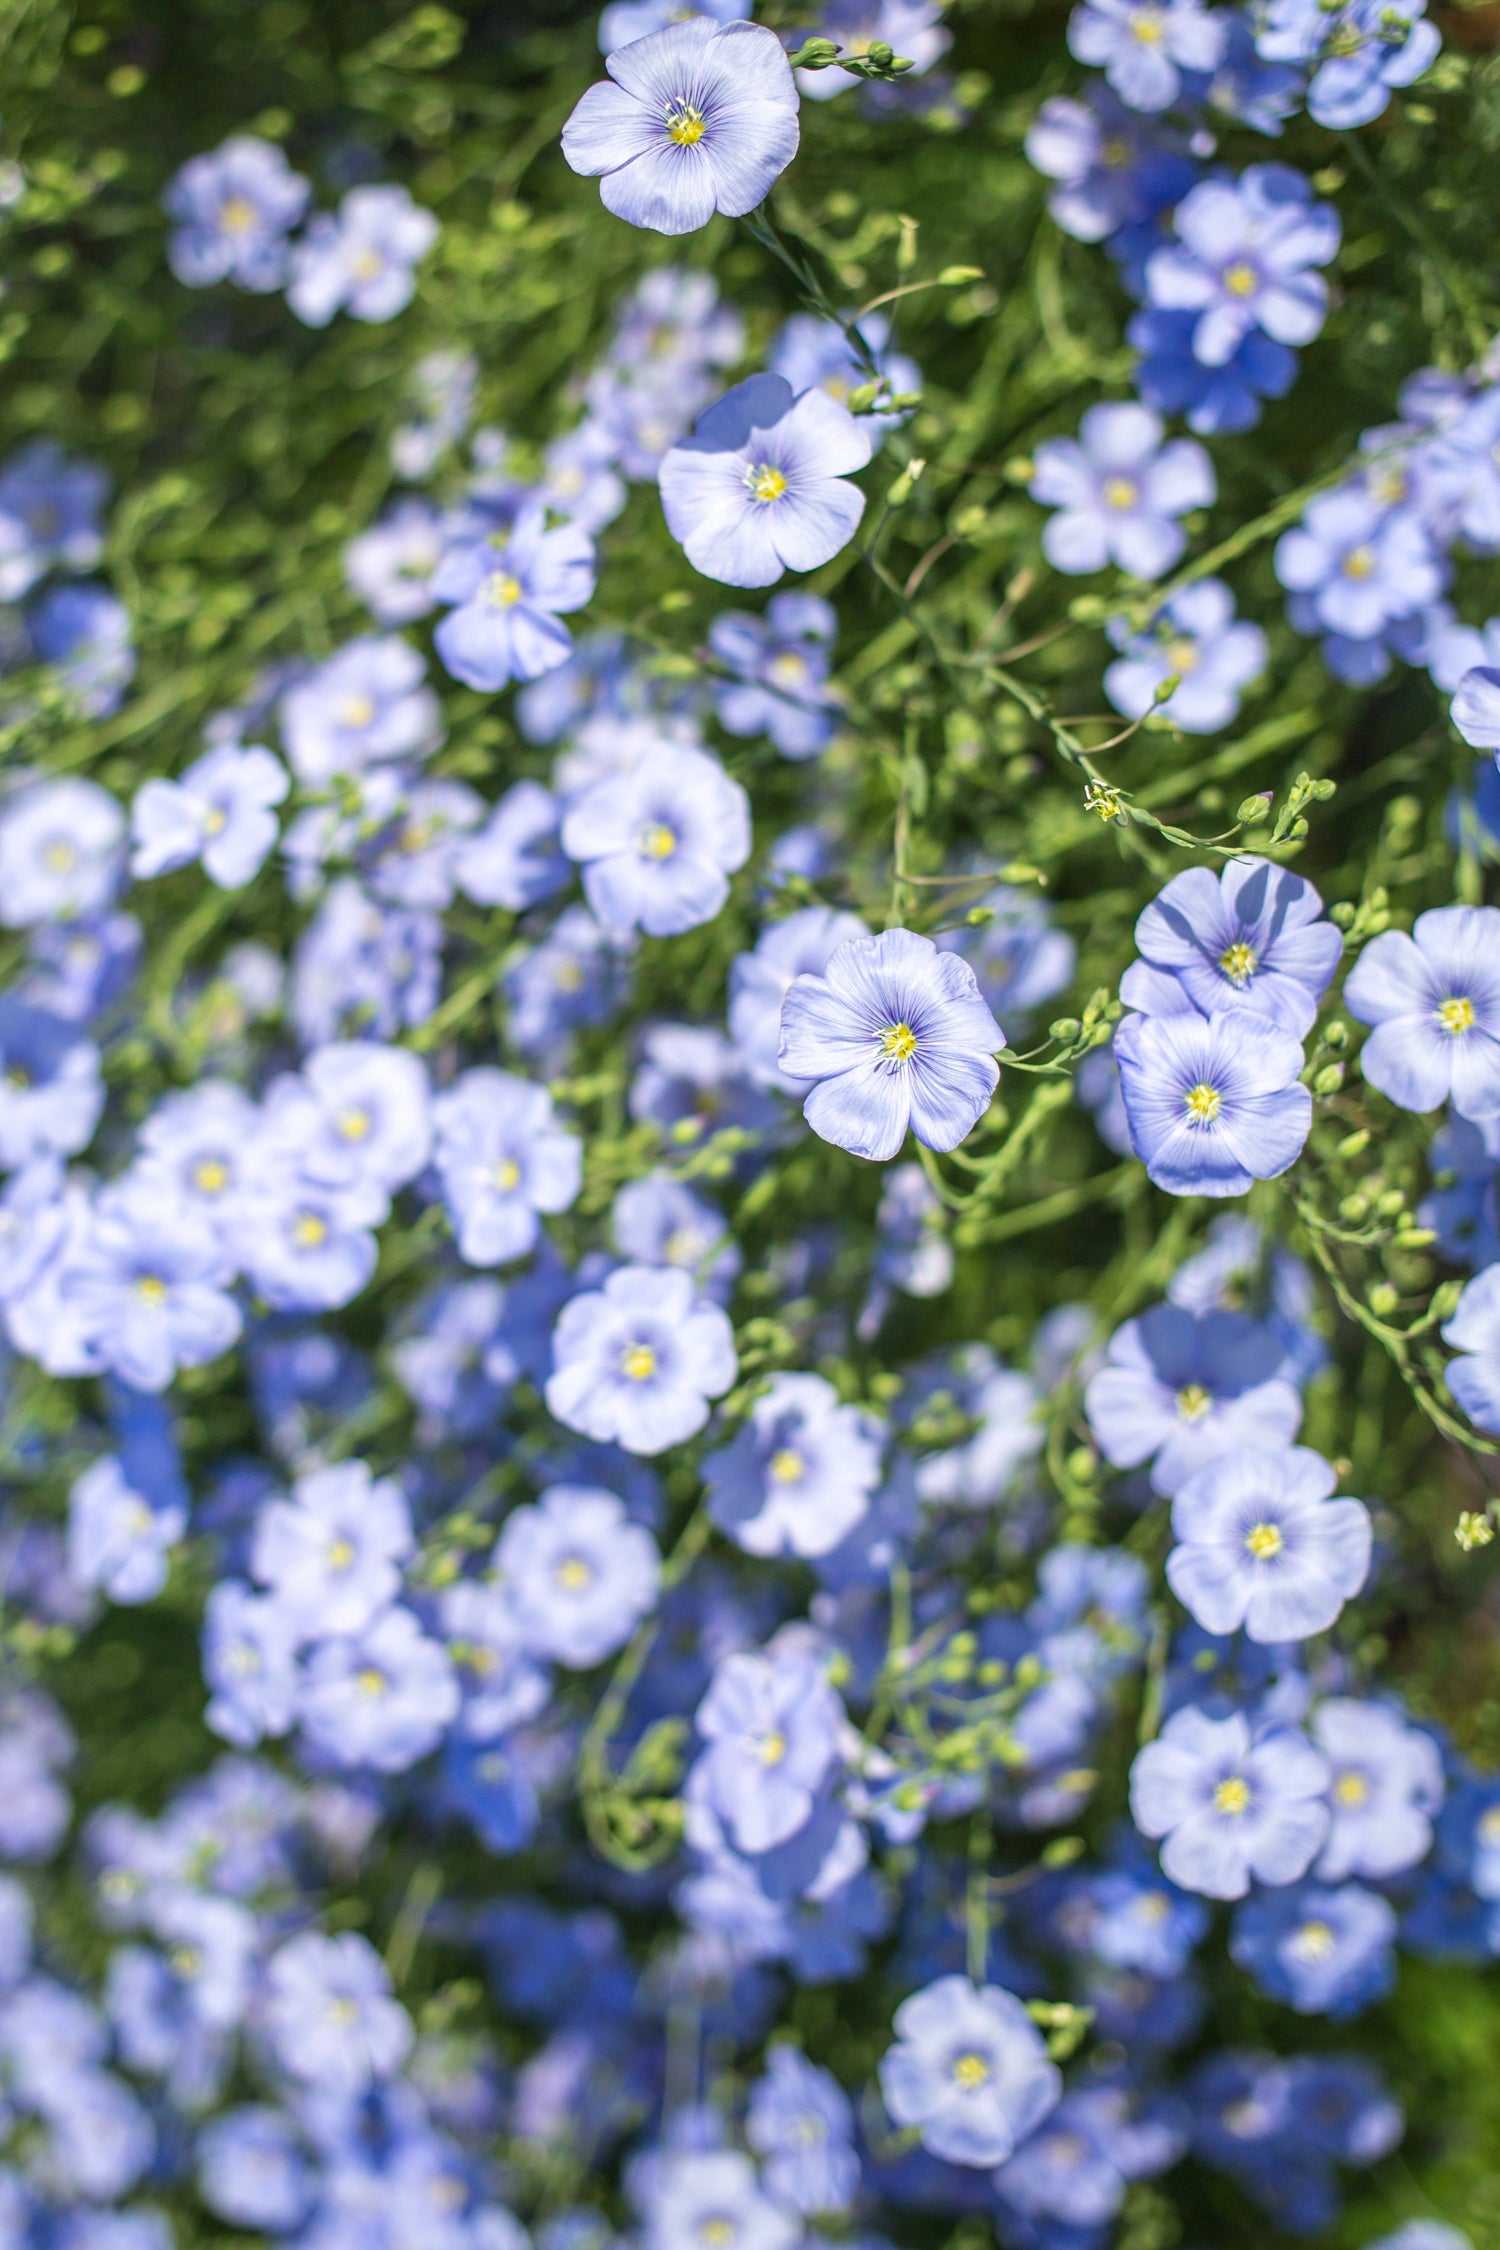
[1105,579,1268,736]
[163,135,310,292]
[1084,1303,1302,1497]
[493,1485,660,1668]
[130,742,288,890]
[67,1456,187,1607]
[545,1263,738,1453]
[708,591,841,759]
[0,1002,103,1165]
[250,1458,413,1640]
[1025,89,1196,246]
[561,742,751,938]
[1440,1261,1500,1433]
[1145,164,1339,369]
[691,1641,842,1854]
[64,1182,241,1393]
[286,185,438,326]
[454,779,570,912]
[1165,1446,1373,1642]
[262,1931,412,2092]
[644,2153,798,2250]
[778,927,1006,1163]
[729,905,870,1093]
[768,310,921,437]
[279,633,441,785]
[432,505,597,692]
[660,373,872,589]
[1345,906,1500,1119]
[1130,1706,1330,1897]
[1125,855,1340,1037]
[1129,305,1297,437]
[995,2080,1188,2227]
[0,439,109,597]
[1274,484,1443,643]
[1255,0,1440,128]
[1030,403,1215,580]
[612,1172,741,1299]
[431,1068,582,1267]
[599,1,751,54]
[197,2107,309,2233]
[705,1370,884,1558]
[1113,1011,1312,1196]
[1067,0,1225,109]
[1230,1879,1397,2016]
[746,2046,859,2215]
[877,1975,1061,2167]
[1453,665,1500,758]
[1312,1698,1444,1879]
[562,19,799,236]
[298,1603,459,1772]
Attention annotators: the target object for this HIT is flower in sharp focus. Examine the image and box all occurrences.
[1105,579,1269,735]
[431,1069,582,1267]
[1345,905,1500,1120]
[432,505,597,692]
[561,742,751,939]
[286,185,438,327]
[493,1485,661,1668]
[659,373,873,589]
[562,19,799,237]
[1124,854,1340,1035]
[878,1975,1062,2168]
[1165,1445,1373,1642]
[1085,1304,1303,1497]
[163,134,311,292]
[545,1263,738,1453]
[778,927,1006,1163]
[1030,403,1215,579]
[1067,0,1227,113]
[1113,1011,1312,1197]
[1130,1706,1330,1898]
[130,742,289,890]
[705,1370,885,1558]
[1145,165,1340,370]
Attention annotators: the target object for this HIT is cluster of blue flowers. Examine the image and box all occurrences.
[6,0,1500,2242]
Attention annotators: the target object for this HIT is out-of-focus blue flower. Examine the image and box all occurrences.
[994,2079,1188,2227]
[540,422,628,535]
[130,742,288,889]
[454,779,571,913]
[0,1002,103,1166]
[250,1458,413,1641]
[796,1,951,100]
[163,134,310,291]
[263,1931,412,2090]
[1113,1011,1312,1197]
[1145,165,1339,369]
[1440,1261,1500,1432]
[1255,0,1440,128]
[494,1485,660,1668]
[562,20,799,236]
[299,1602,459,1771]
[344,496,444,625]
[1454,664,1500,759]
[29,583,135,718]
[432,1068,582,1267]
[660,373,872,589]
[1346,906,1500,1120]
[1311,1698,1444,1878]
[1230,1879,1397,2015]
[1030,404,1214,580]
[286,185,438,326]
[546,1263,738,1453]
[729,906,870,1094]
[599,0,750,54]
[67,1456,188,1607]
[779,927,1005,1162]
[562,742,750,938]
[1129,304,1297,436]
[1025,90,1195,246]
[0,776,124,929]
[902,1343,1042,1509]
[64,1181,241,1392]
[1166,1446,1372,1642]
[1275,485,1444,643]
[691,1639,842,1854]
[611,1172,741,1300]
[291,880,442,1047]
[706,1371,883,1559]
[1105,579,1267,735]
[768,311,921,438]
[0,441,110,598]
[280,635,441,785]
[1085,1303,1301,1497]
[1068,0,1225,112]
[746,2045,858,2214]
[506,904,629,1063]
[642,2151,798,2250]
[709,592,841,760]
[197,2105,311,2232]
[1181,16,1304,131]
[1419,1111,1500,1268]
[432,504,597,692]
[1130,1706,1329,1898]
[878,1975,1061,2167]
[202,1581,300,1748]
[935,886,1075,1028]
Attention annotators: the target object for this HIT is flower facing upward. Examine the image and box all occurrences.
[562,19,800,237]
[1344,905,1500,1120]
[778,927,1006,1163]
[878,1975,1062,2167]
[659,373,873,589]
[1125,854,1341,1036]
[432,505,597,693]
[545,1263,737,1454]
[1130,1707,1330,1899]
[1113,1010,1312,1197]
[1030,402,1216,580]
[1165,1444,1373,1642]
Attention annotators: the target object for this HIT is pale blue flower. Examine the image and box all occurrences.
[432,1068,582,1266]
[1312,1698,1444,1880]
[1125,854,1340,1037]
[1230,1879,1397,2016]
[286,185,438,326]
[298,1602,459,1772]
[163,135,310,290]
[705,1371,884,1558]
[1130,1706,1329,1898]
[1068,0,1225,109]
[1345,906,1500,1120]
[878,1975,1061,2167]
[493,1485,661,1667]
[262,1931,412,2090]
[67,1456,187,1607]
[130,742,288,889]
[432,505,597,692]
[1166,1446,1372,1642]
[1114,1010,1312,1197]
[659,373,872,589]
[1085,1304,1302,1496]
[1105,580,1268,736]
[545,1263,738,1453]
[561,741,751,938]
[1031,403,1215,579]
[251,1458,414,1641]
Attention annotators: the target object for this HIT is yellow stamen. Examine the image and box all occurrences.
[1184,1081,1221,1123]
[880,1021,918,1063]
[747,462,788,504]
[1333,1770,1368,1807]
[622,1344,657,1381]
[1439,995,1476,1036]
[638,822,678,860]
[356,1668,387,1696]
[1103,476,1139,510]
[483,571,523,609]
[1131,8,1164,39]
[952,2052,991,2089]
[194,1159,229,1194]
[136,1275,168,1306]
[293,1212,327,1249]
[1245,1521,1283,1560]
[556,1556,591,1591]
[342,695,375,729]
[44,840,76,872]
[1223,261,1259,298]
[220,196,257,235]
[769,1448,805,1484]
[1219,941,1257,984]
[327,1538,355,1569]
[665,102,706,146]
[758,1729,787,1766]
[1175,1383,1212,1424]
[493,1158,521,1191]
[1291,1918,1335,1960]
[1214,1775,1251,1815]
[1342,545,1375,580]
[338,1107,371,1141]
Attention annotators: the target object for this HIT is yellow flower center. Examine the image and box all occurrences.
[483,571,523,609]
[1175,1382,1212,1424]
[342,695,376,729]
[555,960,585,991]
[747,462,788,504]
[1219,941,1257,985]
[338,1106,371,1141]
[622,1343,657,1381]
[1439,994,1476,1036]
[352,248,384,283]
[637,822,678,860]
[293,1212,328,1249]
[769,651,809,689]
[493,1158,521,1191]
[556,1556,592,1591]
[327,1538,355,1569]
[136,1275,169,1306]
[170,1945,203,1979]
[356,1667,387,1697]
[769,1448,805,1484]
[952,2052,991,2089]
[1103,476,1139,510]
[1165,637,1199,673]
[1214,1775,1251,1816]
[1291,1918,1336,1961]
[1184,1081,1220,1123]
[220,196,257,236]
[44,840,76,872]
[202,805,227,836]
[699,2223,736,2250]
[880,1021,919,1063]
[1245,1521,1283,1560]
[758,1728,787,1766]
[665,102,706,145]
[1333,1770,1368,1807]
[1479,1806,1500,1843]
[1131,8,1164,38]
[1223,261,1259,298]
[1342,545,1375,580]
[194,1159,229,1194]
